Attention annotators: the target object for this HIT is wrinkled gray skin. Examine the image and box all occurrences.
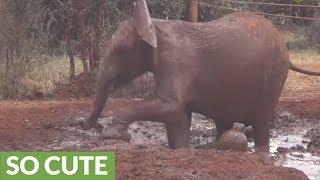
[80,0,320,151]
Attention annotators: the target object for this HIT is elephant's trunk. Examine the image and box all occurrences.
[86,64,118,125]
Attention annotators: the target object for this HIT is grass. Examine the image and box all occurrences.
[283,36,320,100]
[281,29,320,100]
[0,56,83,99]
[283,54,320,100]
[283,27,320,65]
[289,50,320,65]
[22,57,83,95]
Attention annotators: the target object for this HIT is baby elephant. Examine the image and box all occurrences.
[80,0,320,151]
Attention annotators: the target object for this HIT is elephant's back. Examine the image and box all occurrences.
[154,12,289,65]
[194,12,289,69]
[185,13,290,121]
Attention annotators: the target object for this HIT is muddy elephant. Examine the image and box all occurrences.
[80,0,320,151]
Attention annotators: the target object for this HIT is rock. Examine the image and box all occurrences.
[277,147,288,153]
[43,122,54,129]
[217,129,248,152]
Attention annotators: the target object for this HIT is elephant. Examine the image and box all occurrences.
[80,0,320,151]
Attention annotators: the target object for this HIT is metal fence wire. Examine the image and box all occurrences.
[198,0,320,21]
[212,0,320,8]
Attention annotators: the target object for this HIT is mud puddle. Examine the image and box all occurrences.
[43,111,320,179]
[253,132,320,180]
[268,111,320,180]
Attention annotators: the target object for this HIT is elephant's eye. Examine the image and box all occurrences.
[121,31,128,38]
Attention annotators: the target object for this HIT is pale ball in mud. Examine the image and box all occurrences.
[218,129,248,152]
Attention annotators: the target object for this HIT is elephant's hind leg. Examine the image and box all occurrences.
[252,113,272,152]
[251,80,285,152]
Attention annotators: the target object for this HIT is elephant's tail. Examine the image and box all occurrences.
[290,62,320,76]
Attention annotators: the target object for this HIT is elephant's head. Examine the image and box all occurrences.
[99,0,157,87]
[82,0,158,128]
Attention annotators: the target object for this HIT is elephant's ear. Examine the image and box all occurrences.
[133,0,157,48]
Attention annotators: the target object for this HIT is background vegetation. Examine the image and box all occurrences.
[0,0,319,100]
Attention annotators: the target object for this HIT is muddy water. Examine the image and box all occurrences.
[58,111,320,179]
[269,111,320,180]
[247,132,320,180]
[270,137,320,180]
[268,130,320,180]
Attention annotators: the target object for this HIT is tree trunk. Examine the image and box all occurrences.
[90,0,103,72]
[88,43,94,72]
[6,48,10,69]
[64,2,76,80]
[66,37,76,80]
[189,0,198,23]
[75,1,90,74]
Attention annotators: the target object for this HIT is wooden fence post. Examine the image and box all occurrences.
[189,0,198,23]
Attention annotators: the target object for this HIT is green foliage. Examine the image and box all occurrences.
[198,0,249,21]
[147,0,188,20]
[101,0,188,39]
[295,0,304,3]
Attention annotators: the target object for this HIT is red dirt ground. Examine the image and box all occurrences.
[1,66,320,179]
[0,98,133,149]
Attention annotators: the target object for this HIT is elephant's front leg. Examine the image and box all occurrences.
[102,97,180,142]
[165,111,192,148]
